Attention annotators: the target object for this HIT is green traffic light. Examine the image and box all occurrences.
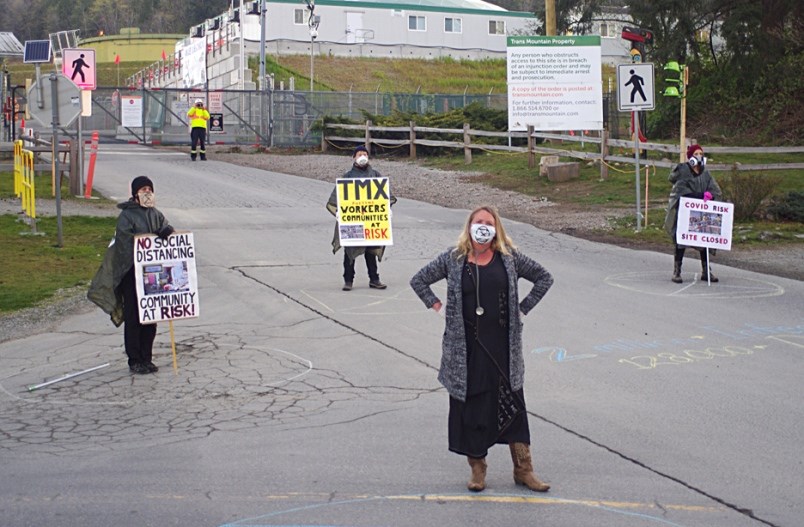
[663,61,684,97]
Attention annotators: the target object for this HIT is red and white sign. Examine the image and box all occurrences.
[676,197,734,251]
[208,91,223,113]
[62,48,96,90]
[121,96,143,128]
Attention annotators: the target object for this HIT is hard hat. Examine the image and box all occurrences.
[194,98,204,105]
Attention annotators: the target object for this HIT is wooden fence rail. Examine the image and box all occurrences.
[323,121,804,179]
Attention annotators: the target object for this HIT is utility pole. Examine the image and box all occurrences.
[545,0,556,36]
[679,66,689,162]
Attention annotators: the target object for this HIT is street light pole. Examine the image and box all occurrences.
[307,2,319,92]
[258,0,266,89]
[239,0,244,91]
[258,0,267,146]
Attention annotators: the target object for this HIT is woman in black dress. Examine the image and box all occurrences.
[410,206,554,492]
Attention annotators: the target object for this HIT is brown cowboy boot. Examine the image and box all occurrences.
[467,457,487,492]
[509,443,550,492]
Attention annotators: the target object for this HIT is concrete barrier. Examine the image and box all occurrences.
[546,162,581,182]
[539,155,559,177]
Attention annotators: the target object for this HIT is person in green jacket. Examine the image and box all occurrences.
[88,176,174,374]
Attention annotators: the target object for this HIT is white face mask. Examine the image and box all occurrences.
[355,155,369,167]
[470,223,496,245]
[137,191,155,208]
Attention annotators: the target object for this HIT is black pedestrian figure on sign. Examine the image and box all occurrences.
[71,54,89,83]
[625,70,646,103]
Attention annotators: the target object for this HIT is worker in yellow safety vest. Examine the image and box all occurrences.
[187,98,210,161]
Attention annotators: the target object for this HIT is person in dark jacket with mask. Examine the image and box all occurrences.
[88,176,174,374]
[663,144,723,283]
[410,205,553,493]
[326,145,397,291]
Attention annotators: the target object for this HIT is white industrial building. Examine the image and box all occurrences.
[134,0,633,90]
[234,0,537,60]
[137,0,538,89]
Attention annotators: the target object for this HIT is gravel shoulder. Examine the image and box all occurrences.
[213,150,803,283]
[2,149,801,343]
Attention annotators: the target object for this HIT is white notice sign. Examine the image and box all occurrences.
[676,197,734,251]
[134,232,200,324]
[507,36,603,131]
[121,96,143,128]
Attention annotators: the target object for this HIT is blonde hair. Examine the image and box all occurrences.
[454,205,516,258]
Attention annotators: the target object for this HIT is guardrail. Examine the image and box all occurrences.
[13,140,39,234]
[323,121,804,179]
[1,139,75,195]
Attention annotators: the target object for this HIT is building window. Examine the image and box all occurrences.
[600,23,609,37]
[294,9,305,25]
[409,15,426,31]
[445,17,462,33]
[488,20,505,35]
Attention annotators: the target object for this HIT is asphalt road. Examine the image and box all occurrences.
[1,145,802,527]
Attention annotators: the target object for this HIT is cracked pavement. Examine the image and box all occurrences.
[1,146,801,527]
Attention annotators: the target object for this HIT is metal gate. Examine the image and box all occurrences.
[9,87,621,147]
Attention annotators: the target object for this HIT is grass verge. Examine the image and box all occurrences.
[420,151,804,247]
[0,215,116,313]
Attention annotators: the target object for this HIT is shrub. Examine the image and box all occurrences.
[720,169,783,221]
[766,191,804,222]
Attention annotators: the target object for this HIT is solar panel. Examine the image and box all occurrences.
[23,40,52,63]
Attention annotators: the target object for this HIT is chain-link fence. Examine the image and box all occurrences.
[14,87,628,148]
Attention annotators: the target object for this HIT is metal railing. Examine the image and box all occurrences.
[13,88,628,148]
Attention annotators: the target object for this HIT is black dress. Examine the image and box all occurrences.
[448,252,530,458]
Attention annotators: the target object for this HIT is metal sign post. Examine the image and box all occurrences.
[49,73,64,247]
[617,63,655,232]
[27,73,81,247]
[633,110,642,232]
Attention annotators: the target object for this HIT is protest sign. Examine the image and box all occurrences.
[676,197,734,251]
[335,177,393,247]
[133,232,199,324]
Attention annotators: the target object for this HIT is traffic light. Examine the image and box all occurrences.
[621,26,653,63]
[663,61,684,98]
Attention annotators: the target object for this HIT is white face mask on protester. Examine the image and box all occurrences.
[355,155,369,167]
[470,223,496,245]
[137,191,155,208]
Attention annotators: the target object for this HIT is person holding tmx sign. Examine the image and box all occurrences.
[663,144,723,283]
[410,205,554,493]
